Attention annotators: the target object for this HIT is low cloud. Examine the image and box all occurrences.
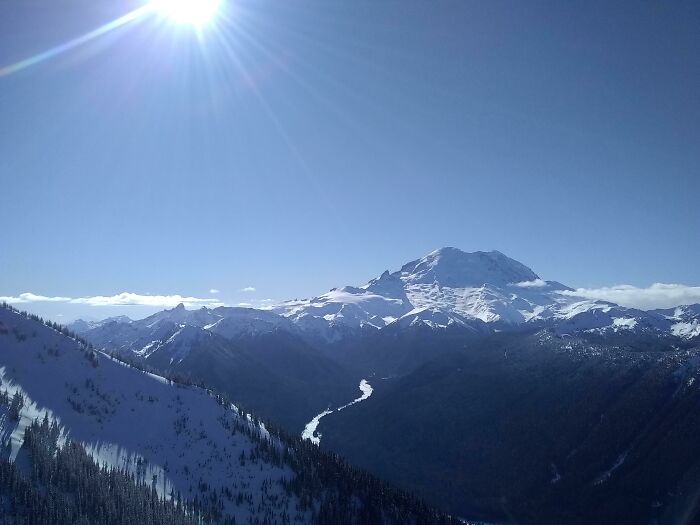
[209,288,220,294]
[240,286,256,293]
[0,292,72,303]
[560,283,700,310]
[257,299,276,310]
[0,292,224,308]
[513,279,547,288]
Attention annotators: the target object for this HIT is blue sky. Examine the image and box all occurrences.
[1,0,699,321]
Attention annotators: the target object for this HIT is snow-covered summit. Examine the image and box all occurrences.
[398,248,540,288]
[274,248,562,336]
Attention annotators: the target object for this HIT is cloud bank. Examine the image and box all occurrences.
[0,292,224,308]
[240,287,256,293]
[560,283,700,310]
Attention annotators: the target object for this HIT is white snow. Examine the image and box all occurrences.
[671,321,700,339]
[272,248,669,337]
[301,380,374,445]
[612,317,638,330]
[337,379,373,411]
[300,409,333,446]
[0,308,307,523]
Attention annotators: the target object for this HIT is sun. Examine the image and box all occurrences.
[150,0,221,26]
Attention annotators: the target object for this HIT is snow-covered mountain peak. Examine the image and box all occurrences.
[399,248,540,288]
[273,248,554,339]
[270,248,697,341]
[68,315,133,334]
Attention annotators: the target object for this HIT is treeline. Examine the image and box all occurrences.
[207,385,456,524]
[0,416,216,525]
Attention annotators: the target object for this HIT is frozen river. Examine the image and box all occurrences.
[301,379,373,445]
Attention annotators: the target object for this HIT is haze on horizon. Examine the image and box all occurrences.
[1,0,698,322]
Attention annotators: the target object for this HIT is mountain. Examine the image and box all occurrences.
[71,305,296,354]
[321,330,700,524]
[73,248,698,350]
[70,248,700,430]
[652,304,700,340]
[0,306,298,523]
[68,314,132,334]
[64,248,700,524]
[68,304,358,431]
[273,248,692,342]
[0,304,453,524]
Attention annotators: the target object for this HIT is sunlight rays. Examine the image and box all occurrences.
[0,0,225,78]
[0,0,360,219]
[0,5,152,78]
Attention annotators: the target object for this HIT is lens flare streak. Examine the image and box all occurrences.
[0,5,152,78]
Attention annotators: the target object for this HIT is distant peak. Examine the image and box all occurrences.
[401,248,539,288]
[174,303,186,310]
[428,247,506,259]
[427,246,462,256]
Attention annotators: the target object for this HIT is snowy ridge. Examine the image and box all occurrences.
[71,304,298,362]
[0,307,306,523]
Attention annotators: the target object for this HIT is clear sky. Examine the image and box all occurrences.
[1,0,699,321]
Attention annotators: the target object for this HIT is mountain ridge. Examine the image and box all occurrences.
[69,248,700,345]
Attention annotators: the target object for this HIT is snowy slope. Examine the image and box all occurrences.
[651,304,700,340]
[0,306,307,524]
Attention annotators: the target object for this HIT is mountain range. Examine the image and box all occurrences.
[70,247,699,352]
[41,247,700,524]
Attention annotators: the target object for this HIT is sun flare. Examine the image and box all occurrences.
[150,0,221,26]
